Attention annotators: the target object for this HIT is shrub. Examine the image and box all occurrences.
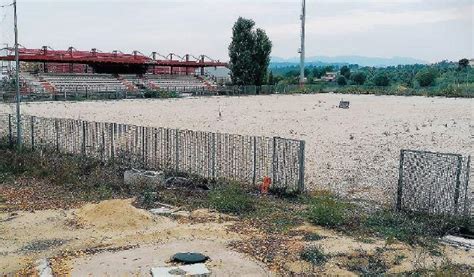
[143,90,180,99]
[307,196,348,227]
[208,183,254,214]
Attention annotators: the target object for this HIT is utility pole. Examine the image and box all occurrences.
[13,0,21,147]
[299,0,306,87]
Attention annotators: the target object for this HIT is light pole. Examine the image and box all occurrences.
[13,0,21,147]
[299,0,306,87]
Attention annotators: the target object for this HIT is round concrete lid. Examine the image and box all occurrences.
[171,252,209,264]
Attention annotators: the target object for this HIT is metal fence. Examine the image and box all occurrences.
[396,149,471,218]
[0,114,305,192]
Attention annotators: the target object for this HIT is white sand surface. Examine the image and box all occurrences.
[1,94,472,203]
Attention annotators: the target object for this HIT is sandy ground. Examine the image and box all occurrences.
[1,199,472,276]
[1,94,472,203]
[0,199,268,275]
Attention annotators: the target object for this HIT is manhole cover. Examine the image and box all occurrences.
[172,252,209,264]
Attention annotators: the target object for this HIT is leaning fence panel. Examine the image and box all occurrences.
[1,114,306,192]
[397,149,471,218]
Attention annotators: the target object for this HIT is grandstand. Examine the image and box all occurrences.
[0,46,228,94]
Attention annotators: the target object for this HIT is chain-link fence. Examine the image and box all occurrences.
[0,114,306,192]
[397,149,471,218]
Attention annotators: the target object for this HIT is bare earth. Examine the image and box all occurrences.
[1,94,472,203]
[1,199,472,275]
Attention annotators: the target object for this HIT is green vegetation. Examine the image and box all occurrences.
[208,183,255,214]
[300,247,328,266]
[229,17,272,86]
[267,59,473,98]
[1,140,468,247]
[346,249,388,276]
[143,90,180,99]
[306,196,349,227]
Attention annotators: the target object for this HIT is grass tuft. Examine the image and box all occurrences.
[208,182,254,215]
[300,246,327,266]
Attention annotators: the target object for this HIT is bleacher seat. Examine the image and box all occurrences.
[145,74,214,91]
[39,73,127,93]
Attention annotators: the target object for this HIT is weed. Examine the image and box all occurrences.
[307,196,349,227]
[303,232,324,241]
[346,249,388,276]
[208,183,254,215]
[394,254,406,265]
[363,210,464,245]
[300,246,327,266]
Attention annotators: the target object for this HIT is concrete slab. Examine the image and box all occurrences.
[151,263,210,277]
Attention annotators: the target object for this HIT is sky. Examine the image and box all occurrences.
[0,0,472,62]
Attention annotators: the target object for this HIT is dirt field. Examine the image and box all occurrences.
[1,94,472,203]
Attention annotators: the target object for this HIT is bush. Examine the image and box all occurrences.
[144,90,180,99]
[307,196,348,227]
[208,183,254,214]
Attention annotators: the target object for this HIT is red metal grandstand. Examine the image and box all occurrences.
[0,46,228,74]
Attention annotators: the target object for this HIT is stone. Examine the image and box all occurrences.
[151,263,210,277]
[124,168,164,187]
[35,259,53,277]
[441,235,474,250]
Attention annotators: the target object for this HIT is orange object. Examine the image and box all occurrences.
[261,176,271,194]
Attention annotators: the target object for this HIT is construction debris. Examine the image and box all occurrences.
[35,259,53,277]
[124,169,163,187]
[441,235,474,250]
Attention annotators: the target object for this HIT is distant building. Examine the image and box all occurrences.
[321,72,337,82]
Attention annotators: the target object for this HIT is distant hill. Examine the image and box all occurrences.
[270,55,428,68]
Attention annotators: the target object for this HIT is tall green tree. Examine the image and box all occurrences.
[340,66,351,79]
[228,17,272,86]
[458,58,469,70]
[415,69,437,87]
[268,71,274,85]
[373,73,390,86]
[351,72,366,85]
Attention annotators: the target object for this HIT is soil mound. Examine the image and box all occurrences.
[75,199,154,230]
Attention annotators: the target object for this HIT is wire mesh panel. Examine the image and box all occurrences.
[397,149,471,217]
[0,114,306,192]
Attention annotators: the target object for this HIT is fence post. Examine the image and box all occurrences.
[175,129,179,172]
[272,137,278,186]
[252,136,257,186]
[55,119,60,152]
[111,123,116,160]
[396,150,405,211]
[142,126,146,166]
[82,121,87,155]
[8,114,13,147]
[453,155,463,215]
[462,156,471,218]
[30,116,35,150]
[212,132,216,179]
[298,140,305,192]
